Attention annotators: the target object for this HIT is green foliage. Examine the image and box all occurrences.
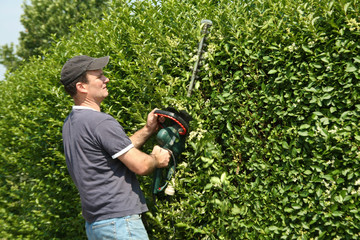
[0,43,21,73]
[1,0,109,80]
[1,0,360,239]
[0,56,82,238]
[18,0,108,59]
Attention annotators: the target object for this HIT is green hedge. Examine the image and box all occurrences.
[0,0,359,239]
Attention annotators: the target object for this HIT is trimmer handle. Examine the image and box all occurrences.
[153,165,176,195]
[155,110,189,136]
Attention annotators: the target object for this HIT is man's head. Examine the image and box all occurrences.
[61,55,109,97]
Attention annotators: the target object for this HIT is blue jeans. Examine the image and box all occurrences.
[85,214,149,240]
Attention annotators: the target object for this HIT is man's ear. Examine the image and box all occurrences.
[76,82,88,94]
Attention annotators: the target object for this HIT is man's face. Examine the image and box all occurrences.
[84,69,109,103]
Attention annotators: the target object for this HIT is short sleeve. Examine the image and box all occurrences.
[94,118,134,159]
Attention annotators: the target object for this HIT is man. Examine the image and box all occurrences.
[60,55,170,239]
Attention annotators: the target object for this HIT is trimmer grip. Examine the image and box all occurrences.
[152,168,163,195]
[152,165,176,195]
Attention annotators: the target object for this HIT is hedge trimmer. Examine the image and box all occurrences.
[152,19,212,199]
[152,107,191,196]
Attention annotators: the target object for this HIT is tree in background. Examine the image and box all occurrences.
[0,43,20,72]
[0,0,108,74]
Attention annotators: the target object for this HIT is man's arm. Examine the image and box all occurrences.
[118,145,170,176]
[130,108,162,148]
[121,108,169,175]
[130,126,154,149]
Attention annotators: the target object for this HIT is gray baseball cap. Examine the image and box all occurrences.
[60,55,109,86]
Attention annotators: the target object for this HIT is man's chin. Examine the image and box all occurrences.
[103,89,109,97]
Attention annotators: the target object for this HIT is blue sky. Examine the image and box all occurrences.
[0,0,25,80]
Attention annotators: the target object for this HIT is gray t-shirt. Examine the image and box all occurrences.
[62,106,148,223]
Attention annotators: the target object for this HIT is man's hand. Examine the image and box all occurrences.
[151,145,171,168]
[145,108,165,135]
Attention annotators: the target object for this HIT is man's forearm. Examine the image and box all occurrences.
[117,145,170,176]
[130,126,154,149]
[130,109,160,149]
